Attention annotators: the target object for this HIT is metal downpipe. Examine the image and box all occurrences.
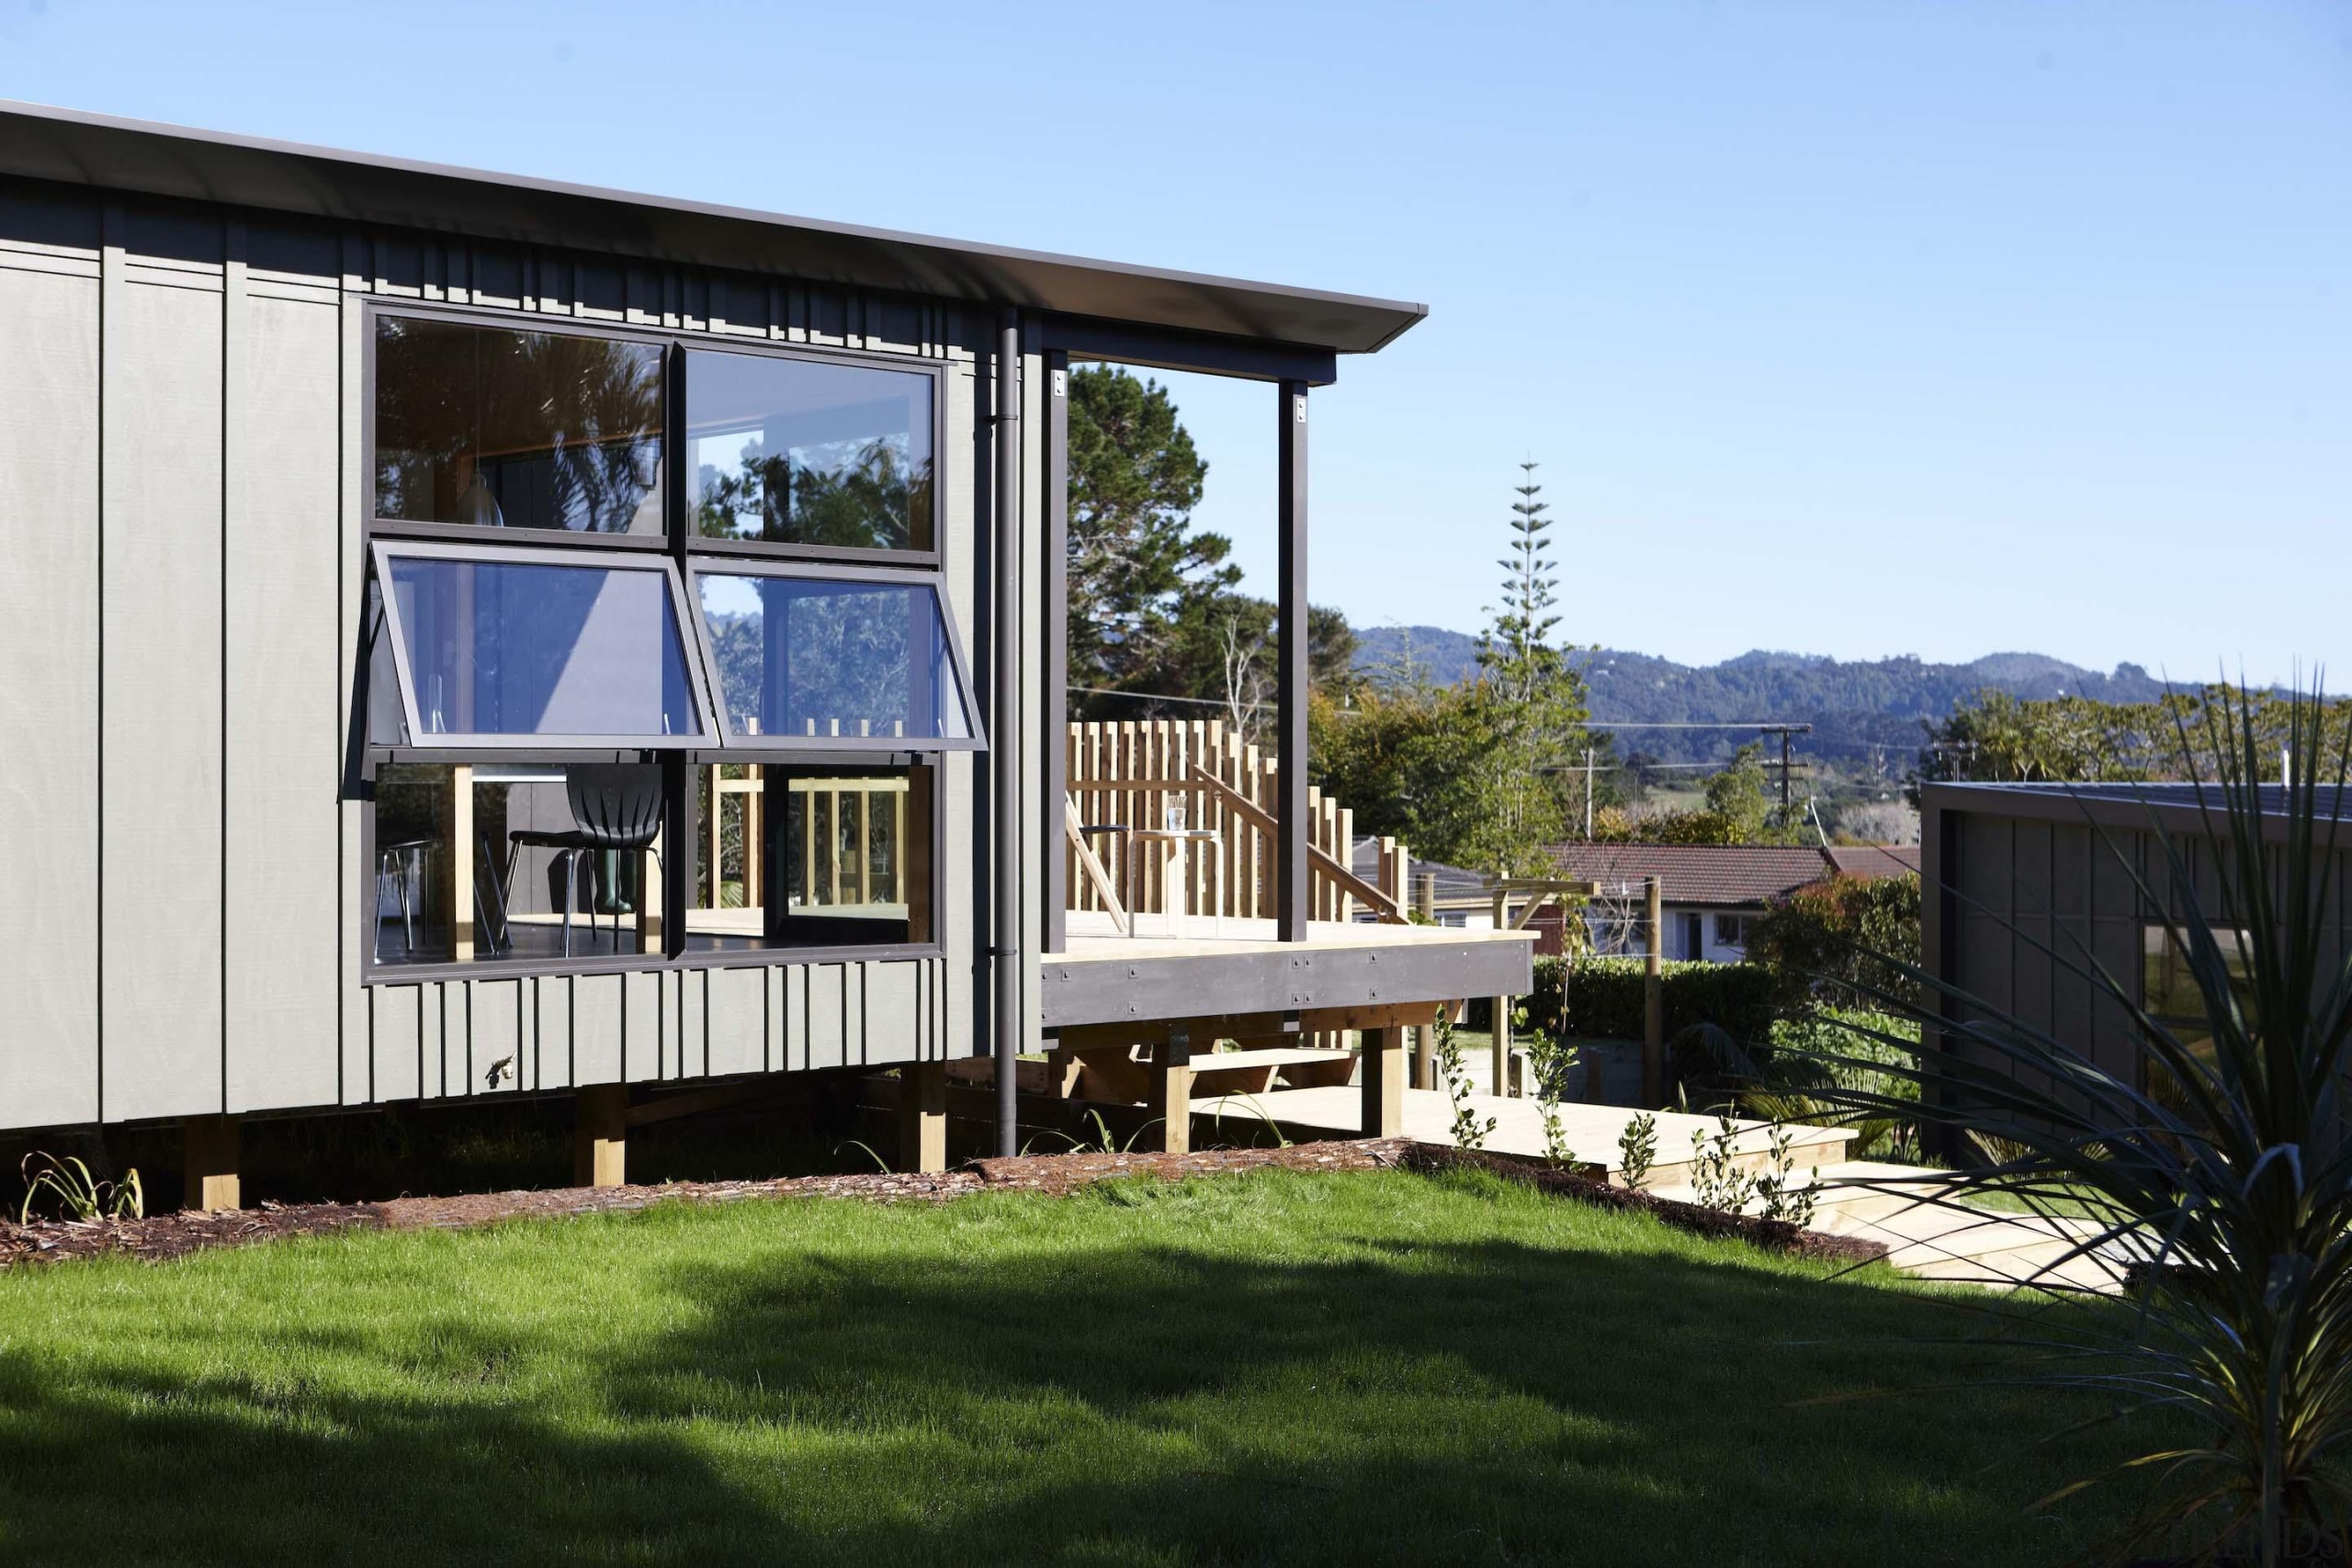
[992,314,1023,1157]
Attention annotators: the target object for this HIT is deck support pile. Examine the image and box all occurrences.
[181,1114,241,1213]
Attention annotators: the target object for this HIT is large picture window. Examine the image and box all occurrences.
[360,306,973,976]
[373,317,664,535]
[684,347,933,553]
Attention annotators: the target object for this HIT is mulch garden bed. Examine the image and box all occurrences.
[0,1136,1888,1270]
[0,1139,1413,1269]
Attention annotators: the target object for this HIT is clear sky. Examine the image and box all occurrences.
[4,1,2344,682]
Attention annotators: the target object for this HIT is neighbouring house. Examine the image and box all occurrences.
[1545,842,1920,962]
[1920,781,2339,1094]
[0,102,1532,1206]
[1349,840,1490,927]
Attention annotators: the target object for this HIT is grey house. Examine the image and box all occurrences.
[1920,781,2330,1093]
[0,103,1532,1204]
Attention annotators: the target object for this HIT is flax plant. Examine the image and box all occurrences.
[1802,682,2352,1565]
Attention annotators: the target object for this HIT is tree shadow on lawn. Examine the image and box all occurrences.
[0,1182,2164,1567]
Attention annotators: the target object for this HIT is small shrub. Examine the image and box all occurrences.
[1521,1006,1579,1168]
[1431,1007,1497,1152]
[18,1152,142,1224]
[1617,1111,1658,1190]
[1752,1122,1818,1227]
[1689,1112,1757,1214]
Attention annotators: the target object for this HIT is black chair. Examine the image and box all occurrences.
[504,765,665,956]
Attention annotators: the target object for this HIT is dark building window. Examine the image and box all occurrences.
[684,348,933,552]
[374,316,664,535]
[2142,923,2256,1088]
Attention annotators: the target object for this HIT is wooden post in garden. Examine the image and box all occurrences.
[182,1114,241,1213]
[1148,1031,1194,1155]
[897,1061,948,1173]
[574,1084,628,1188]
[1489,886,1511,1096]
[1643,875,1665,1107]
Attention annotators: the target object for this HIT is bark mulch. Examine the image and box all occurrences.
[0,1136,1889,1271]
[0,1139,1413,1270]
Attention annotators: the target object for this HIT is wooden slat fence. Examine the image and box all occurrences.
[1063,718,1409,924]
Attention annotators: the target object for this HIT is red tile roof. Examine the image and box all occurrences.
[1544,842,1917,908]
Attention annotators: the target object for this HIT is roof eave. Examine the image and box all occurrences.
[0,99,1428,356]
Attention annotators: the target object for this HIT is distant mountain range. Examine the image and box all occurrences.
[1351,626,2175,771]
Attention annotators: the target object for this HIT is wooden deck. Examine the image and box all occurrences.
[1042,910,1535,1031]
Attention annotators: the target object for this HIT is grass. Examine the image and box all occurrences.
[0,1167,2171,1567]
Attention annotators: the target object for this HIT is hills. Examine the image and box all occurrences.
[1350,626,2173,771]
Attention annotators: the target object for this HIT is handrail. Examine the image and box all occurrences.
[1188,765,1408,923]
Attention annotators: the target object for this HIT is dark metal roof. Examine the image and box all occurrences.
[0,100,1427,355]
[1933,781,2352,821]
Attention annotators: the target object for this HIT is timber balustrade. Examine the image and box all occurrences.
[1063,718,1410,928]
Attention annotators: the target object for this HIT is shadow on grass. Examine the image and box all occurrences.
[0,1173,2159,1567]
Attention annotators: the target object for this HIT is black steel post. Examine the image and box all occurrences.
[992,315,1024,1156]
[1276,379,1309,942]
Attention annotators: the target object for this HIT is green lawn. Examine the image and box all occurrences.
[0,1168,2167,1567]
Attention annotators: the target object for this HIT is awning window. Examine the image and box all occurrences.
[691,568,979,748]
[371,542,715,747]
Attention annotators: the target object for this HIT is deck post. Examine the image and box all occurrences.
[574,1083,628,1188]
[1643,875,1665,1106]
[1148,1030,1193,1154]
[1276,379,1309,942]
[181,1114,241,1212]
[1362,1026,1404,1138]
[1489,886,1510,1095]
[896,1061,949,1173]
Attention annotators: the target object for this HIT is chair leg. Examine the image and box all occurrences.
[560,851,578,958]
[399,849,418,955]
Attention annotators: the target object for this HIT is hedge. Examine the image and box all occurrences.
[1522,955,1777,1046]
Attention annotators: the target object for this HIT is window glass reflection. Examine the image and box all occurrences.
[685,350,932,551]
[386,555,702,739]
[375,317,663,534]
[697,574,971,741]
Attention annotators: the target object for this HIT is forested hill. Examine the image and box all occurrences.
[1351,626,2175,766]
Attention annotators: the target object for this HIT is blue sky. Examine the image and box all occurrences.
[4,1,2344,682]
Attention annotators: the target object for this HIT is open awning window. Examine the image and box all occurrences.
[370,542,716,748]
[689,567,981,749]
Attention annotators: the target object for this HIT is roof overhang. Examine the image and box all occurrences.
[0,100,1428,358]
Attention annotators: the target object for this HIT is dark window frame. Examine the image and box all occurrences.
[684,558,986,756]
[677,337,946,570]
[364,301,677,553]
[356,299,966,982]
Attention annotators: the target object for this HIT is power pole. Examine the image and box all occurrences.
[1585,746,1595,840]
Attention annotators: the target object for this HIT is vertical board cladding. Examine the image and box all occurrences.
[100,265,227,1123]
[0,188,978,1133]
[225,288,343,1112]
[0,260,101,1126]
